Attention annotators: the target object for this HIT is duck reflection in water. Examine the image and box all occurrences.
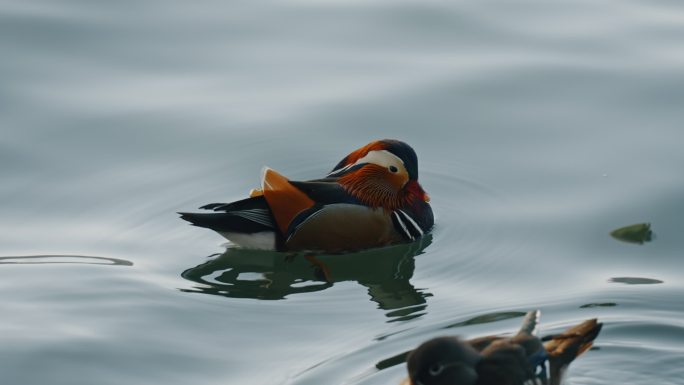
[181,235,432,321]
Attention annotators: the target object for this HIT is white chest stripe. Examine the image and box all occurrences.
[392,211,415,241]
[397,209,423,237]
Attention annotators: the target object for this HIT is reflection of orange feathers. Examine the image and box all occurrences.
[261,167,315,235]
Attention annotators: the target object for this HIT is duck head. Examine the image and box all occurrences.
[328,139,430,210]
[406,337,480,385]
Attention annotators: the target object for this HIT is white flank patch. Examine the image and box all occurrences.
[219,231,276,250]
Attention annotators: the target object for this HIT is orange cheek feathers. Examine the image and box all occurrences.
[388,169,409,191]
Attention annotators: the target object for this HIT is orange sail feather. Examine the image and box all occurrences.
[261,167,315,235]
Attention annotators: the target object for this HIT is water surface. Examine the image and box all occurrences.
[2,1,684,384]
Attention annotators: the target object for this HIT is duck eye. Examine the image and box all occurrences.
[389,165,398,173]
[428,363,444,376]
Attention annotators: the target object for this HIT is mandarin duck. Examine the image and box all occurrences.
[179,139,433,252]
[402,311,602,385]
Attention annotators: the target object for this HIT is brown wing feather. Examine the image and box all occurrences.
[543,318,601,357]
[261,167,315,235]
[543,319,602,385]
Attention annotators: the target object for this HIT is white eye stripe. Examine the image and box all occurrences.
[327,150,408,177]
[353,150,405,170]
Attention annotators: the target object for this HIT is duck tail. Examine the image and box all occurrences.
[518,310,541,335]
[542,318,603,385]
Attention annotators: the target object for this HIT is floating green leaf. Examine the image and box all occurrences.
[610,222,653,244]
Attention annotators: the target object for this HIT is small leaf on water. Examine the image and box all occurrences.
[610,222,653,244]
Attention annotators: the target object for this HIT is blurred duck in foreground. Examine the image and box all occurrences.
[402,311,602,385]
[179,139,433,252]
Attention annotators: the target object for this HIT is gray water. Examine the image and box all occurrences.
[2,1,684,384]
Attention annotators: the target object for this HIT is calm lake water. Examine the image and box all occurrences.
[2,1,684,384]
